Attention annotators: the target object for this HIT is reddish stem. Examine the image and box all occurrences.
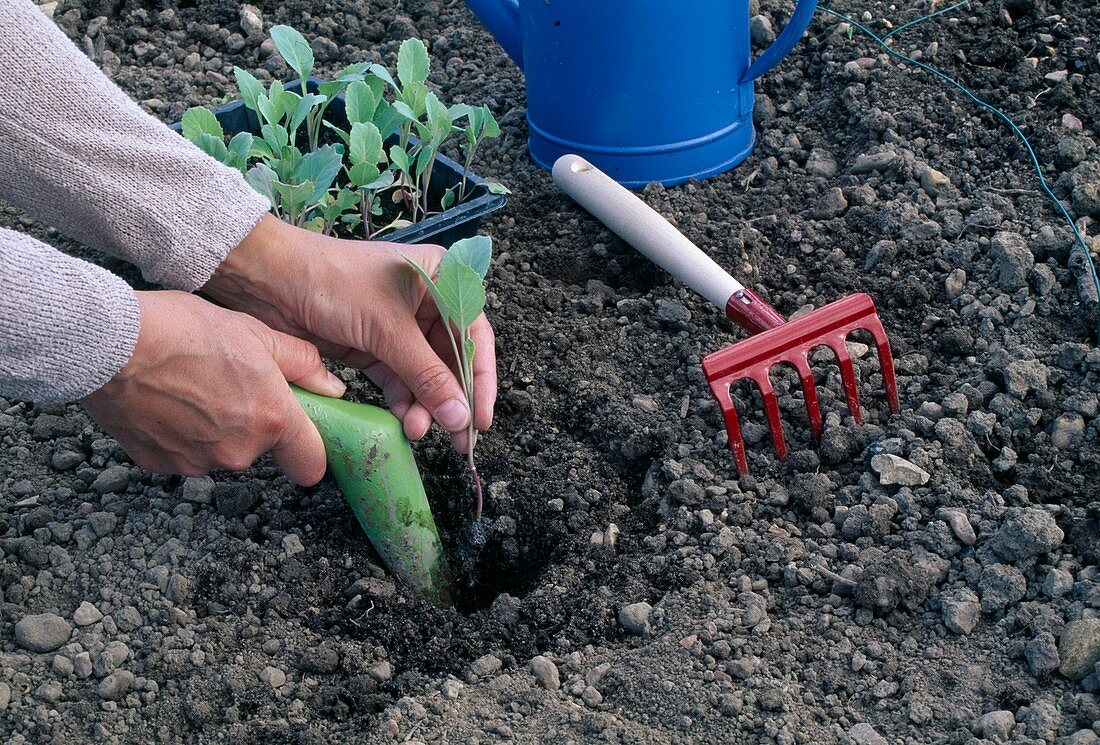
[470,464,483,520]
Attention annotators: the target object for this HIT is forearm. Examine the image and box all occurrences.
[0,0,269,291]
[0,228,140,403]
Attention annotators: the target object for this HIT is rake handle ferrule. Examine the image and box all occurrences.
[725,288,786,334]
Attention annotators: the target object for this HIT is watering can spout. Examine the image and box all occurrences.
[463,0,523,68]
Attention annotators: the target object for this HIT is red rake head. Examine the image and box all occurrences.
[703,293,900,473]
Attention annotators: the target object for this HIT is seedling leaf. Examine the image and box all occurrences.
[349,122,383,167]
[465,338,476,362]
[181,107,223,140]
[441,235,491,278]
[246,163,278,207]
[389,145,410,173]
[435,262,485,330]
[270,25,314,86]
[485,181,511,195]
[226,132,254,172]
[192,133,228,162]
[345,80,380,125]
[402,256,449,323]
[295,145,343,203]
[397,38,430,88]
[234,66,265,112]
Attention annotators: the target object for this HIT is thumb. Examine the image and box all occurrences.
[269,388,328,486]
[263,325,346,398]
[382,319,470,433]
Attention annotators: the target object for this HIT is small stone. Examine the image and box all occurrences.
[1063,730,1100,745]
[581,685,603,707]
[1059,619,1100,680]
[814,186,848,218]
[15,612,72,652]
[91,465,130,494]
[749,14,775,46]
[0,682,9,710]
[298,646,339,675]
[990,231,1035,291]
[1042,567,1074,598]
[919,165,950,197]
[73,652,93,678]
[73,601,103,626]
[97,670,134,701]
[618,602,652,636]
[1025,699,1060,741]
[1052,413,1086,449]
[939,509,977,545]
[470,654,502,678]
[972,710,1016,740]
[1026,632,1060,676]
[181,476,214,504]
[655,299,691,326]
[259,666,287,688]
[848,722,887,745]
[942,590,981,635]
[945,269,967,299]
[871,454,930,486]
[1062,113,1083,130]
[979,564,1027,612]
[368,660,392,682]
[805,149,838,178]
[988,507,1064,562]
[282,533,305,556]
[239,4,263,37]
[52,654,74,677]
[87,511,117,537]
[441,679,464,699]
[530,656,560,691]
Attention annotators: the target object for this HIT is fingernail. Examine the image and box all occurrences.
[326,372,347,397]
[437,398,470,431]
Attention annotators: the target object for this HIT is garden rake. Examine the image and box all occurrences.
[553,155,900,472]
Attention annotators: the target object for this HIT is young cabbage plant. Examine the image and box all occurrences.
[403,236,492,519]
[245,144,342,227]
[181,106,254,173]
[347,121,403,237]
[450,104,508,202]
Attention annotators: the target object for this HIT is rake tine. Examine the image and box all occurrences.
[791,353,824,441]
[753,372,788,461]
[709,379,749,474]
[831,338,863,424]
[864,319,901,413]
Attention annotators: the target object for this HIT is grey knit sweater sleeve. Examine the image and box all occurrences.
[0,0,270,402]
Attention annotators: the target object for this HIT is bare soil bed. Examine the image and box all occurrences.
[1,0,1099,742]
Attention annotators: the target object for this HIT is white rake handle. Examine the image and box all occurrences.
[552,155,744,312]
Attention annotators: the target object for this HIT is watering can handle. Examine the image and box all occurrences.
[742,0,819,83]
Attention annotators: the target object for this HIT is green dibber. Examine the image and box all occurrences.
[292,386,451,606]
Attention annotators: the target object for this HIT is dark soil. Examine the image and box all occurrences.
[2,0,1099,742]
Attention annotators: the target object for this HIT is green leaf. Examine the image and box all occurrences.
[414,145,433,176]
[322,120,351,147]
[485,181,511,195]
[349,162,381,188]
[401,256,448,323]
[345,80,379,125]
[270,25,314,85]
[349,122,383,166]
[391,100,418,123]
[273,179,315,210]
[294,145,343,203]
[362,170,395,191]
[181,107,223,141]
[255,93,277,127]
[245,163,278,207]
[440,187,456,210]
[302,216,326,233]
[192,133,229,162]
[425,92,450,134]
[389,145,410,173]
[234,66,265,112]
[479,106,501,138]
[434,262,486,330]
[261,123,289,150]
[465,337,476,363]
[226,132,254,172]
[397,38,430,88]
[367,63,396,89]
[448,103,472,123]
[372,101,404,140]
[441,235,492,278]
[399,81,428,116]
[288,93,325,136]
[249,137,274,161]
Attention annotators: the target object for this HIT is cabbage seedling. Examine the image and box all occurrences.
[450,104,507,203]
[403,236,492,518]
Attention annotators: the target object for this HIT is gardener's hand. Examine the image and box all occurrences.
[81,291,345,484]
[204,215,496,452]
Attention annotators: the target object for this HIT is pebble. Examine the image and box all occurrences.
[979,564,1027,612]
[91,465,130,494]
[580,685,603,707]
[870,454,930,486]
[945,269,967,299]
[15,612,72,652]
[88,511,117,537]
[749,14,775,46]
[941,590,981,635]
[805,149,838,178]
[181,476,214,504]
[239,4,263,37]
[73,601,103,626]
[814,187,848,218]
[0,681,9,710]
[972,710,1016,740]
[97,669,134,701]
[919,165,950,197]
[1025,632,1060,676]
[618,602,653,636]
[988,508,1064,562]
[1062,113,1083,130]
[1058,619,1100,680]
[470,654,502,678]
[441,679,464,699]
[282,533,305,556]
[848,722,887,745]
[990,232,1035,291]
[1051,413,1086,449]
[259,666,287,688]
[530,655,560,690]
[939,509,977,545]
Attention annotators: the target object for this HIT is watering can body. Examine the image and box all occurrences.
[463,0,818,186]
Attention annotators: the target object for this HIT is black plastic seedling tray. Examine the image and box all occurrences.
[169,77,507,246]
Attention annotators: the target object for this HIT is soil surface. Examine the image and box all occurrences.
[2,0,1100,742]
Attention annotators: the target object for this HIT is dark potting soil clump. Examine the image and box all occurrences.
[2,0,1100,742]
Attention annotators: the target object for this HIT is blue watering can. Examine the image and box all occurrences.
[463,0,818,186]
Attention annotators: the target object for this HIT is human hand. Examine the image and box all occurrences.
[82,290,346,484]
[203,215,497,453]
